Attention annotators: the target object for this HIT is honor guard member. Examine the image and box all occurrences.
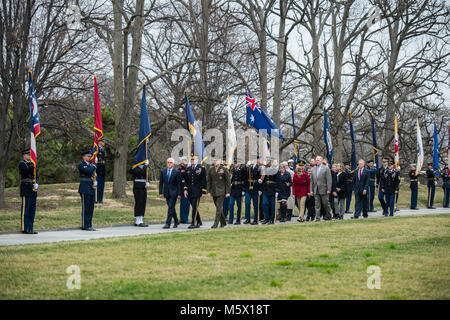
[380,159,400,216]
[95,139,106,204]
[425,162,437,209]
[228,161,246,225]
[278,163,292,222]
[366,160,377,212]
[208,157,231,228]
[184,155,207,229]
[261,158,281,224]
[244,160,261,225]
[178,157,190,223]
[409,164,419,210]
[442,167,449,208]
[376,158,389,215]
[19,149,38,234]
[129,160,149,227]
[78,150,98,231]
[222,158,231,221]
[344,162,354,213]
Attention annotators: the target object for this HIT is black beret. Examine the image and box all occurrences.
[21,148,30,155]
[367,160,374,164]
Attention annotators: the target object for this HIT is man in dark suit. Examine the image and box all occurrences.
[351,159,370,219]
[159,157,182,229]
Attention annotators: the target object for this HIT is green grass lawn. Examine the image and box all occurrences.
[0,213,449,299]
[0,181,446,232]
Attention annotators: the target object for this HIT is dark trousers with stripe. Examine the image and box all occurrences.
[179,194,190,222]
[81,193,95,229]
[444,188,449,208]
[189,197,202,225]
[427,186,435,208]
[410,188,418,209]
[165,196,179,225]
[21,196,37,232]
[378,189,388,213]
[368,185,375,211]
[223,196,230,220]
[245,192,258,222]
[96,175,105,203]
[346,191,352,212]
[262,194,276,222]
[133,188,147,217]
[228,195,242,223]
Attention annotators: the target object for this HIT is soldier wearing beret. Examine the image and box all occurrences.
[366,159,377,212]
[184,155,207,229]
[376,158,389,215]
[380,159,400,216]
[95,139,106,204]
[228,161,247,225]
[409,163,419,210]
[207,158,231,228]
[18,149,39,234]
[425,162,437,209]
[78,150,98,230]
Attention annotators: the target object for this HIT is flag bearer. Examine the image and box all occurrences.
[129,160,150,227]
[426,162,437,209]
[409,164,419,210]
[78,150,98,230]
[442,167,449,208]
[19,149,38,234]
[95,139,106,204]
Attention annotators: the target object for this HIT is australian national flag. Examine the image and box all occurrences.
[28,70,40,169]
[133,85,152,167]
[245,90,284,141]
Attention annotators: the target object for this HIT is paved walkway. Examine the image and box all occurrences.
[1,207,449,247]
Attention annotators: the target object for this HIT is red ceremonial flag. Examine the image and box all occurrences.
[91,75,103,164]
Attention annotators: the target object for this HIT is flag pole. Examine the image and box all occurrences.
[28,70,38,191]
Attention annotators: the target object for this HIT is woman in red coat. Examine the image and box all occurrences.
[292,162,311,222]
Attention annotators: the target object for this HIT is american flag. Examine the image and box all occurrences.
[28,70,41,173]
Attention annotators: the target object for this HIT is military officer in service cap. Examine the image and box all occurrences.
[409,163,419,210]
[78,150,98,230]
[18,149,39,234]
[184,155,207,229]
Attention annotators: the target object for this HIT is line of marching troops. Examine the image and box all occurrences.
[18,142,450,234]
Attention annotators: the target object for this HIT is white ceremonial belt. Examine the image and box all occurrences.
[134,179,146,182]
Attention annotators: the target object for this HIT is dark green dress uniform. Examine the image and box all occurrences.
[95,146,106,203]
[78,156,97,230]
[185,163,207,228]
[426,165,437,208]
[129,164,149,223]
[208,164,231,228]
[442,168,449,208]
[409,168,419,209]
[228,165,247,224]
[18,158,38,234]
[244,163,261,224]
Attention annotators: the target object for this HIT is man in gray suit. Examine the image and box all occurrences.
[310,156,332,221]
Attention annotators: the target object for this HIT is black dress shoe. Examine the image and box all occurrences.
[410,207,419,210]
[82,228,97,231]
[251,221,258,225]
[22,230,38,234]
[350,216,358,219]
[428,206,436,209]
[188,224,196,229]
[163,224,170,229]
[138,223,148,227]
[268,221,274,224]
[173,222,179,228]
[261,220,268,224]
[369,210,376,212]
[219,224,226,228]
[234,221,240,225]
[243,219,250,224]
[211,225,217,229]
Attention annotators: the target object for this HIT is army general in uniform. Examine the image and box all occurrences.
[208,158,231,228]
[184,155,207,229]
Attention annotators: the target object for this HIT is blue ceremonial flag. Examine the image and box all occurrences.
[185,92,207,164]
[433,121,440,176]
[133,85,152,167]
[245,90,285,141]
[370,113,379,168]
[349,112,357,172]
[323,107,333,165]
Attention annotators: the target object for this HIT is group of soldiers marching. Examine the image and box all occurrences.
[18,142,450,234]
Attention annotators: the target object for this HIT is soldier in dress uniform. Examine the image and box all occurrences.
[376,158,389,215]
[244,159,261,225]
[409,163,419,210]
[207,158,231,228]
[18,149,39,234]
[78,150,98,231]
[129,160,149,227]
[183,155,207,229]
[228,161,246,224]
[178,157,190,223]
[95,139,106,204]
[366,160,377,212]
[425,162,437,209]
[380,159,400,216]
[261,158,281,224]
[442,167,449,208]
[344,161,354,213]
[257,158,265,221]
[222,159,230,221]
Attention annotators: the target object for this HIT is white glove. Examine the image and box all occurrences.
[418,181,420,185]
[33,183,38,190]
[145,160,149,166]
[258,179,262,184]
[145,182,150,188]
[275,192,278,198]
[258,191,262,196]
[95,157,98,164]
[242,191,245,196]
[93,180,98,187]
[435,181,437,186]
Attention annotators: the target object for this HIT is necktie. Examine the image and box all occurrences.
[359,169,362,180]
[167,169,171,181]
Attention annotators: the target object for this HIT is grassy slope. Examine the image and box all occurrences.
[0,181,446,232]
[0,214,449,299]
